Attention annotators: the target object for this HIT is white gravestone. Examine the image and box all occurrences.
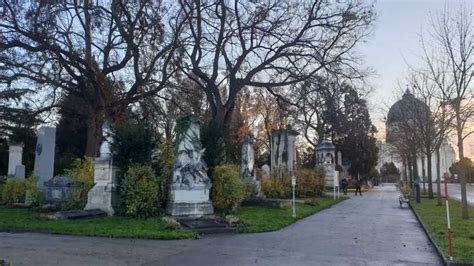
[34,127,56,189]
[8,144,23,176]
[166,115,213,217]
[85,123,118,216]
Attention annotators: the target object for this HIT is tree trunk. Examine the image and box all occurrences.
[84,111,103,158]
[421,156,426,193]
[413,155,419,198]
[427,152,433,199]
[456,113,469,219]
[436,148,442,206]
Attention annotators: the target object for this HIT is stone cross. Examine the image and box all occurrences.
[34,126,56,189]
[8,144,23,177]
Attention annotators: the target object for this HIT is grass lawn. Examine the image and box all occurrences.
[0,206,195,240]
[235,197,346,233]
[411,198,474,263]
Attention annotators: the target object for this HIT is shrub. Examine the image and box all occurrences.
[24,176,44,206]
[261,174,292,198]
[1,179,26,204]
[64,157,94,183]
[262,168,326,199]
[63,157,94,209]
[119,164,162,218]
[212,165,246,211]
[152,140,175,207]
[1,176,43,206]
[296,168,326,197]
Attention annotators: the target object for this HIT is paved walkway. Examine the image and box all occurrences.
[1,184,441,266]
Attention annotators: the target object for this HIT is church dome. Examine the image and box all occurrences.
[386,90,430,124]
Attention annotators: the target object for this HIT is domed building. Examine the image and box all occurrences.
[378,89,456,182]
[386,89,431,143]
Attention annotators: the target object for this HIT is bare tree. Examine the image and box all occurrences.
[177,0,374,160]
[0,0,185,156]
[406,72,455,199]
[423,6,474,218]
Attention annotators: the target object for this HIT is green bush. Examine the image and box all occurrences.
[212,165,246,211]
[152,140,175,208]
[262,173,292,198]
[63,157,94,209]
[24,176,44,206]
[1,179,26,204]
[1,176,43,206]
[119,164,162,218]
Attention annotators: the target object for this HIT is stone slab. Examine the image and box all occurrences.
[166,201,214,217]
[168,189,210,203]
[54,209,107,220]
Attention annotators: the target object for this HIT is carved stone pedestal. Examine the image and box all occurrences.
[84,158,118,216]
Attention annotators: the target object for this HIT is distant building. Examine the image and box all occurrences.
[382,90,457,181]
[376,139,456,181]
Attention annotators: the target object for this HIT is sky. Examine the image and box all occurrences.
[361,0,474,157]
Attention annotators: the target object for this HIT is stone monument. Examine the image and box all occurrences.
[84,123,118,216]
[270,127,299,173]
[315,139,336,187]
[34,127,56,189]
[241,135,262,195]
[44,175,74,202]
[166,115,213,217]
[8,144,24,179]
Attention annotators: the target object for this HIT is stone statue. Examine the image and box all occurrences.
[166,115,213,217]
[171,117,210,190]
[241,135,256,180]
[99,122,113,159]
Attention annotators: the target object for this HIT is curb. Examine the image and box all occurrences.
[409,202,448,265]
[409,203,474,266]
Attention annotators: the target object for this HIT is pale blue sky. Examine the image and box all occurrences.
[361,0,474,155]
[364,0,468,120]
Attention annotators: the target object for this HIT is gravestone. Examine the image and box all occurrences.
[241,135,262,196]
[261,164,270,175]
[8,144,23,177]
[44,175,74,202]
[14,165,25,179]
[270,127,299,173]
[241,135,257,180]
[84,123,118,216]
[34,127,56,189]
[166,115,213,217]
[315,139,336,187]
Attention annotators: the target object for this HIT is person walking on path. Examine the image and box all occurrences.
[340,177,348,195]
[355,177,362,196]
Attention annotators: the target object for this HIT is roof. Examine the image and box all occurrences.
[315,139,335,151]
[386,90,430,125]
